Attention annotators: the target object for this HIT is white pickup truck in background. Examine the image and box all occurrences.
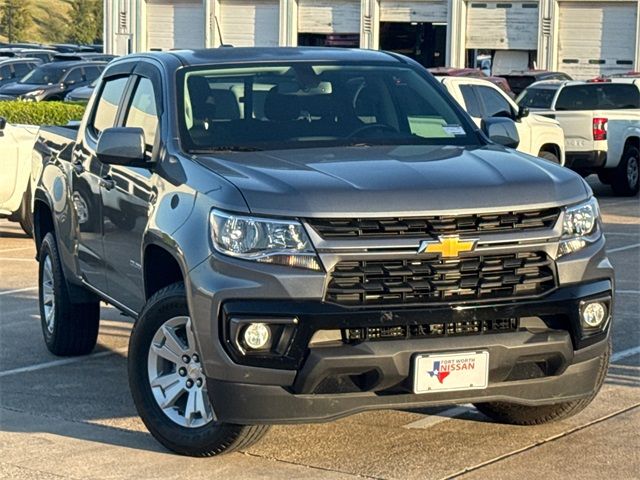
[517,79,640,196]
[438,76,566,165]
[0,119,40,235]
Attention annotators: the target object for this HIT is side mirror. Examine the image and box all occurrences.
[96,127,147,167]
[0,117,6,131]
[517,106,530,119]
[481,117,520,149]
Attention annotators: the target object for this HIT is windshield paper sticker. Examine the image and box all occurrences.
[443,125,466,136]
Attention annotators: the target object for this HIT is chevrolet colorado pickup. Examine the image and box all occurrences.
[517,79,640,196]
[33,48,614,457]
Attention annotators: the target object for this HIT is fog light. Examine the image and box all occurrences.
[582,302,607,328]
[243,323,270,350]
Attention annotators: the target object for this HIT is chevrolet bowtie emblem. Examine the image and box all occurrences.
[418,235,478,258]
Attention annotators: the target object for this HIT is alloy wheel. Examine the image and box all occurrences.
[147,316,214,428]
[627,155,639,189]
[42,254,55,334]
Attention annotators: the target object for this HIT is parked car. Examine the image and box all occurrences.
[64,78,98,103]
[33,48,613,457]
[0,119,39,235]
[502,71,573,95]
[53,53,118,63]
[0,61,105,101]
[439,76,565,164]
[517,79,640,195]
[0,57,42,88]
[50,44,95,53]
[0,48,57,64]
[429,67,514,97]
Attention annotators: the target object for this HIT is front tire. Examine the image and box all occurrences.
[474,339,610,425]
[128,282,270,456]
[610,145,640,196]
[38,232,100,356]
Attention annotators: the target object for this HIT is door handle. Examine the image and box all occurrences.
[100,176,115,191]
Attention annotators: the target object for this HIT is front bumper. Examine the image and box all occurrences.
[203,280,612,424]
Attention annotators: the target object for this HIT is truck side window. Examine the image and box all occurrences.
[459,85,482,117]
[65,68,83,85]
[124,77,159,151]
[476,86,513,119]
[13,62,31,79]
[91,76,129,135]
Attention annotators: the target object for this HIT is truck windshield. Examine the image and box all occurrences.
[19,65,65,85]
[517,87,558,109]
[178,63,477,152]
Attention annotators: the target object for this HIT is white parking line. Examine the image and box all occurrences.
[607,243,640,253]
[0,347,128,378]
[0,246,33,253]
[0,286,37,296]
[0,257,36,262]
[617,290,640,294]
[404,404,479,429]
[611,346,640,363]
[606,232,640,237]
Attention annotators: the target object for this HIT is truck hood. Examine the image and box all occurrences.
[196,145,589,217]
[0,82,52,96]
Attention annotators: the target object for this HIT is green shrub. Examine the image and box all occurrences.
[0,101,86,126]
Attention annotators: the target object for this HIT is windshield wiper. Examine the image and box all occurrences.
[191,146,263,153]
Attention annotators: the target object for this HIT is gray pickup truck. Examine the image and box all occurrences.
[33,48,614,457]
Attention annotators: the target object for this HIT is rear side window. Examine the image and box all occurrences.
[84,66,102,82]
[517,87,558,109]
[0,65,12,81]
[13,62,32,78]
[475,85,513,118]
[556,84,640,110]
[64,68,83,84]
[124,77,159,150]
[91,76,128,135]
[459,85,482,117]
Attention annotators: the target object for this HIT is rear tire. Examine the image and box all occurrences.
[474,339,610,425]
[610,145,640,196]
[538,150,560,164]
[128,282,270,456]
[38,232,100,356]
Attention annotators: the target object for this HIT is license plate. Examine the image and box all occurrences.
[413,351,489,394]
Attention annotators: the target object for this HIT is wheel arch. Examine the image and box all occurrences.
[142,240,187,302]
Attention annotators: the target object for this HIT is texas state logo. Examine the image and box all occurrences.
[427,360,450,384]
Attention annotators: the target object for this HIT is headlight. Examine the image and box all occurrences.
[23,89,45,97]
[210,210,322,271]
[558,197,600,257]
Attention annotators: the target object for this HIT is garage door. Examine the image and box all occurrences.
[380,0,447,23]
[219,0,279,46]
[466,1,539,50]
[146,0,205,50]
[558,2,637,80]
[298,0,360,34]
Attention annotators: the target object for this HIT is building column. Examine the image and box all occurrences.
[448,0,466,68]
[537,0,553,70]
[279,0,298,46]
[360,0,379,49]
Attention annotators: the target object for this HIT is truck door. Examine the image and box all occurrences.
[101,72,160,312]
[71,75,130,292]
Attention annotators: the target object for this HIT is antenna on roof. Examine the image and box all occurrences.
[214,16,233,48]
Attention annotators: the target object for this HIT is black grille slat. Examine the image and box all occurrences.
[326,252,556,306]
[308,208,560,239]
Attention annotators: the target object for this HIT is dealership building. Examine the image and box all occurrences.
[105,0,640,79]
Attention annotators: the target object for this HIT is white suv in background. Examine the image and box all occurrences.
[517,79,640,196]
[438,76,566,165]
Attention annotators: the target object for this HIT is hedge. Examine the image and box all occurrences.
[0,101,86,126]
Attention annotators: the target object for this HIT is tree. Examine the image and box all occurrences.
[0,0,33,43]
[65,0,101,44]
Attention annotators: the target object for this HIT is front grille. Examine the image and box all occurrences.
[326,252,556,306]
[343,318,518,343]
[307,208,560,239]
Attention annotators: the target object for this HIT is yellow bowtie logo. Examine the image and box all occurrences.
[418,235,478,258]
